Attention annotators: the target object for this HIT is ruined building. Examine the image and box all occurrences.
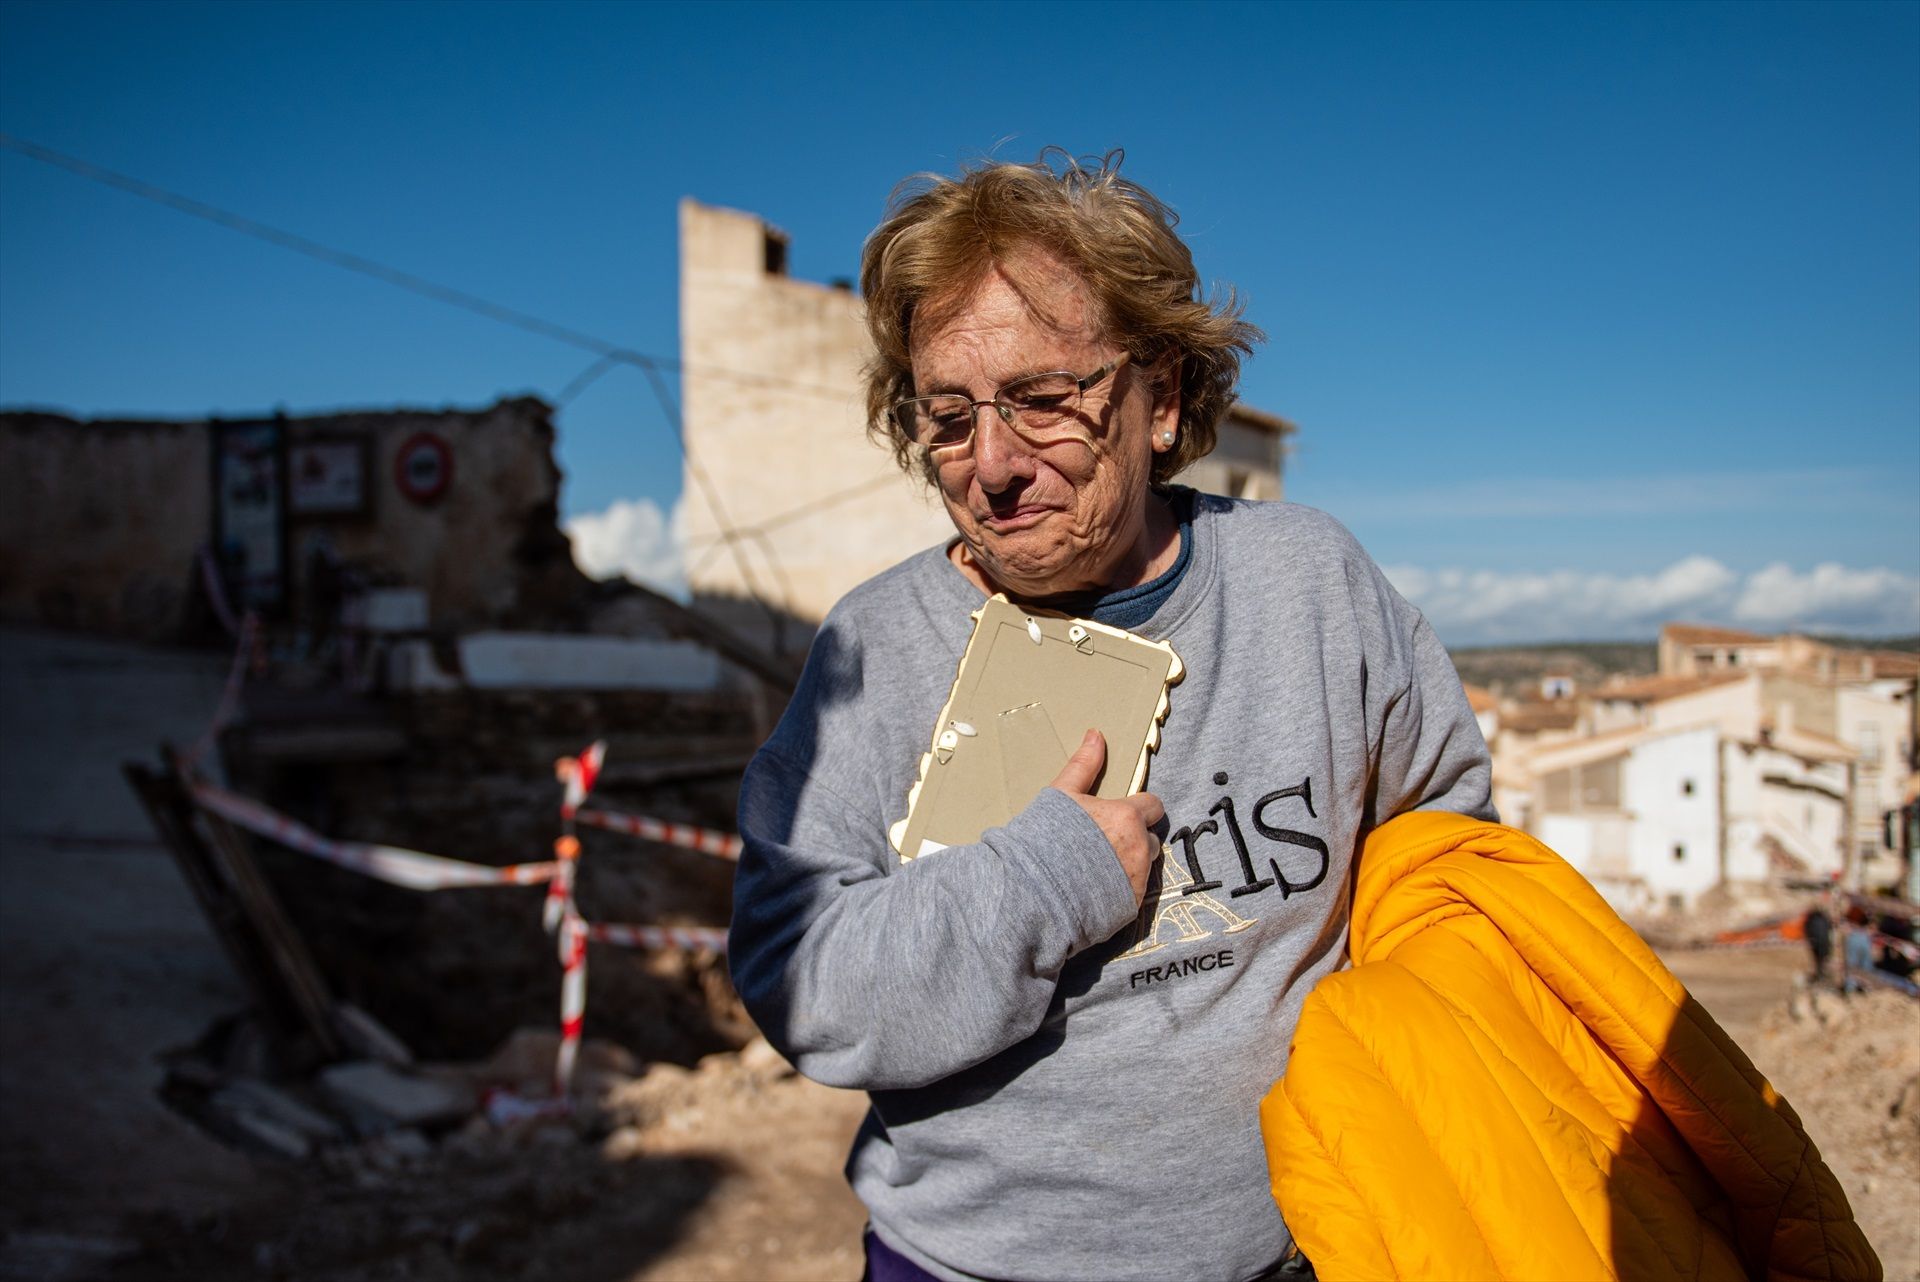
[0,397,583,643]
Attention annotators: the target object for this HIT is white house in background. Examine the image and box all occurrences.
[1530,719,1851,914]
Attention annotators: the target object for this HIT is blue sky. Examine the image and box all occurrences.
[2,0,1915,643]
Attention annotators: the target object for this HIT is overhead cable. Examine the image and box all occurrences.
[1,132,819,649]
[0,134,853,404]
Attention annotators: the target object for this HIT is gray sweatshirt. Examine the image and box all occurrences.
[730,495,1495,1282]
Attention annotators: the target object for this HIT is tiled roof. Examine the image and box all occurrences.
[1662,623,1770,647]
[1867,651,1920,678]
[1463,683,1499,713]
[1770,724,1857,763]
[1526,723,1676,773]
[1594,672,1747,704]
[1501,703,1580,733]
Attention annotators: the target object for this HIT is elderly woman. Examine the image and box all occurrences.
[729,152,1493,1282]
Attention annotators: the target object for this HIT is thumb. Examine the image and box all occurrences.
[1051,728,1106,796]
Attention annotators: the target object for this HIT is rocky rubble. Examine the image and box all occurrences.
[1752,988,1920,1278]
[109,1028,844,1282]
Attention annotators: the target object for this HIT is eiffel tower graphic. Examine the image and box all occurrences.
[1116,845,1259,960]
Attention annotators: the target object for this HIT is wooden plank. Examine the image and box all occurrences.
[125,761,272,1014]
[127,752,345,1062]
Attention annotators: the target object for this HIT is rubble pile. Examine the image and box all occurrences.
[1753,988,1920,1277]
[132,1024,815,1282]
[1626,881,1811,948]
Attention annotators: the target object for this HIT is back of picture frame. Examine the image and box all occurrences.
[889,595,1183,861]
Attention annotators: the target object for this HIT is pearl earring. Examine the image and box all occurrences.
[1159,432,1175,445]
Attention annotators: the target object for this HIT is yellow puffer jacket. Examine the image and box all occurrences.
[1259,811,1879,1281]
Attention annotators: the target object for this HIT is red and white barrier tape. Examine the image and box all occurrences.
[584,921,731,951]
[191,781,560,891]
[197,543,243,638]
[543,834,580,933]
[182,736,740,1109]
[1870,930,1920,963]
[559,741,605,819]
[574,807,744,860]
[554,907,589,1097]
[186,612,259,768]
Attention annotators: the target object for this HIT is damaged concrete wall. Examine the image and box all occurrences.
[0,397,586,641]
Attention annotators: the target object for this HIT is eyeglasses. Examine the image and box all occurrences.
[891,355,1129,453]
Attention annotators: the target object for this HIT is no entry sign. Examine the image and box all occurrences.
[394,431,453,504]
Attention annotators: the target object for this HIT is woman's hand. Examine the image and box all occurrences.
[1050,729,1165,906]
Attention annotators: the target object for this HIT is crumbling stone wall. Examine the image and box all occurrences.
[0,412,210,638]
[0,397,586,641]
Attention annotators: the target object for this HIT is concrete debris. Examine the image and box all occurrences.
[318,1061,477,1132]
[333,1003,414,1067]
[213,1078,343,1142]
[219,1103,314,1160]
[364,1128,433,1170]
[463,1026,637,1101]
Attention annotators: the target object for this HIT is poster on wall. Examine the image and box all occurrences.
[212,420,287,612]
[289,435,369,516]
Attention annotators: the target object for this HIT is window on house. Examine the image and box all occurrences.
[1672,844,1686,863]
[1681,779,1695,796]
[763,230,789,276]
[1581,758,1621,809]
[1859,724,1881,767]
[1667,893,1685,912]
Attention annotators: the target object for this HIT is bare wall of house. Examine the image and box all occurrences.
[678,199,954,647]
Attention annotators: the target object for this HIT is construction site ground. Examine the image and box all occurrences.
[1,626,1913,1281]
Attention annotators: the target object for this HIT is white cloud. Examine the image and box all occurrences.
[1320,467,1897,522]
[564,497,687,598]
[1382,556,1919,646]
[1734,562,1920,630]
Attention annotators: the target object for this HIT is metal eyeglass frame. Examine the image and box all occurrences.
[892,353,1131,452]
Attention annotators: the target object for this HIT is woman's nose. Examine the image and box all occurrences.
[969,405,1035,492]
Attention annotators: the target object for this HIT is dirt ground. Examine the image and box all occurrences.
[98,1044,872,1282]
[2,625,1913,1281]
[1661,946,1920,1280]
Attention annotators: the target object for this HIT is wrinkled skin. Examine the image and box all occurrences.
[909,248,1182,600]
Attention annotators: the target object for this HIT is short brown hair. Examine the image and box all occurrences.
[860,148,1263,485]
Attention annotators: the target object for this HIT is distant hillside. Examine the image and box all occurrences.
[1446,642,1656,694]
[1446,633,1920,697]
[1805,633,1920,653]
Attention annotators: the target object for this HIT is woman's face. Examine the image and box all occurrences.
[908,249,1179,598]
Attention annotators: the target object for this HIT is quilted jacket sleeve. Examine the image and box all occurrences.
[1262,812,1883,1282]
